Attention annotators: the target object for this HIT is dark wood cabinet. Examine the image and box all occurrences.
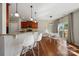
[21,21,38,29]
[32,21,38,28]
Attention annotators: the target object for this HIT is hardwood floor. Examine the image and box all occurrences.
[20,36,79,56]
[40,37,59,56]
[68,44,79,56]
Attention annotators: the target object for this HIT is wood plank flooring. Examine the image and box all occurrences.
[68,44,79,56]
[20,36,79,56]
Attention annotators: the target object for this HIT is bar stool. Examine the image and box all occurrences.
[20,33,35,56]
[36,33,42,56]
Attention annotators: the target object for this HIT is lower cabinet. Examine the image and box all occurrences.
[0,32,38,56]
[4,35,23,56]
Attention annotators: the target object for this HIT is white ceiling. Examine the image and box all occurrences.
[10,3,79,20]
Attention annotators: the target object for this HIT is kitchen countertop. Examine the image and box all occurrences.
[0,31,38,36]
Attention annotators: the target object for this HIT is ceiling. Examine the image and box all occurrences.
[10,3,79,20]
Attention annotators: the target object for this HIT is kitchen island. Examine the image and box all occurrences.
[0,32,38,56]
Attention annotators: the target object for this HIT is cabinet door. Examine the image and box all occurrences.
[4,36,23,56]
[32,22,38,28]
[4,36,15,56]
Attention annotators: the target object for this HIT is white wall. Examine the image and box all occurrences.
[9,22,20,33]
[0,3,7,56]
[0,36,4,56]
[38,20,53,33]
[2,3,6,34]
[0,3,6,34]
[0,3,2,33]
[73,10,79,46]
[0,3,5,56]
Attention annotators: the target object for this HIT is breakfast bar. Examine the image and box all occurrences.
[0,32,38,56]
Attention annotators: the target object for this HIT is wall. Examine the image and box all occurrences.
[0,3,5,56]
[0,3,7,56]
[0,4,2,33]
[9,17,21,33]
[52,20,59,33]
[2,3,6,34]
[59,16,68,24]
[9,22,20,33]
[38,20,53,33]
[0,36,4,56]
[73,10,79,46]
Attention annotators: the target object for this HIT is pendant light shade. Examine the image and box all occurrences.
[14,3,20,17]
[14,13,20,17]
[34,11,37,23]
[30,18,33,21]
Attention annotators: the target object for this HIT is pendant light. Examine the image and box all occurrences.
[30,5,33,21]
[34,11,37,23]
[49,16,52,24]
[14,3,20,17]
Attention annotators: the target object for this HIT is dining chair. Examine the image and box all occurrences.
[36,33,42,56]
[20,33,35,56]
[32,32,43,56]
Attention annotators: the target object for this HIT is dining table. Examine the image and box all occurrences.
[38,33,68,56]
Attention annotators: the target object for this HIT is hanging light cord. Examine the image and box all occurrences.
[30,5,33,18]
[16,3,17,13]
[35,11,37,19]
[15,3,20,17]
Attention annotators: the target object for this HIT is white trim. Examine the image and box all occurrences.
[2,3,6,34]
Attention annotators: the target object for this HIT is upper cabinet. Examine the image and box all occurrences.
[21,21,38,32]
